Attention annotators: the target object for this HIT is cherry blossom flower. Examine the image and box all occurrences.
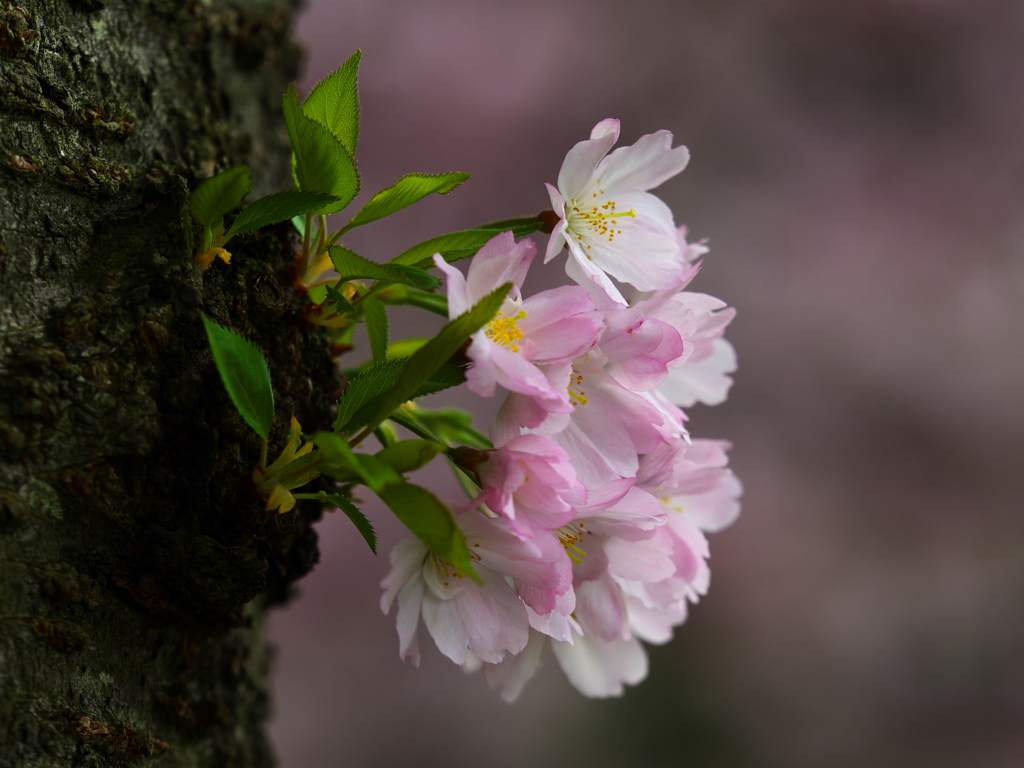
[635,438,743,608]
[434,233,603,412]
[598,304,691,393]
[477,433,585,538]
[551,632,649,698]
[373,120,740,703]
[380,508,566,666]
[639,291,736,408]
[545,119,691,306]
[495,349,674,485]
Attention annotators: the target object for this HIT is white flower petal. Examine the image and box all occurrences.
[552,634,648,698]
[659,338,737,407]
[596,130,689,193]
[557,128,619,197]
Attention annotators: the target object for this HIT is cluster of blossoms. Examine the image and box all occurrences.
[380,119,741,699]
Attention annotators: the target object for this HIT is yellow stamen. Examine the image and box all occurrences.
[557,523,589,564]
[485,310,527,353]
[567,197,637,244]
[567,372,588,407]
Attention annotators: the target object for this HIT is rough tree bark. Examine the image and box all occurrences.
[0,2,339,765]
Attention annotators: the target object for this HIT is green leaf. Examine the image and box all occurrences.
[388,407,492,450]
[302,50,361,155]
[347,172,471,230]
[366,283,510,434]
[334,359,467,434]
[452,464,484,499]
[376,482,478,581]
[283,84,360,214]
[312,431,362,476]
[324,284,355,314]
[320,491,377,554]
[386,408,446,444]
[201,316,274,439]
[379,286,449,317]
[354,454,402,491]
[312,432,400,492]
[329,246,439,290]
[407,360,469,397]
[390,227,505,268]
[385,338,428,358]
[477,216,544,238]
[415,408,493,450]
[363,296,389,363]
[190,166,252,227]
[334,358,407,432]
[226,190,340,238]
[375,439,444,474]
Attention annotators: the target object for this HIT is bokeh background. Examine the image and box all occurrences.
[268,1,1024,766]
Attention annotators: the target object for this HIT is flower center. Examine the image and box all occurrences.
[568,372,588,406]
[429,554,466,587]
[427,545,483,588]
[485,310,527,353]
[567,194,637,255]
[660,495,684,513]
[557,523,589,564]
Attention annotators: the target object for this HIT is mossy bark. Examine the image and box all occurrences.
[0,2,336,765]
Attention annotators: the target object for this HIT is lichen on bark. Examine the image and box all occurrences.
[0,1,336,765]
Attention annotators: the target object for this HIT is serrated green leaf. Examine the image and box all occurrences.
[363,296,389,363]
[302,50,361,155]
[386,338,428,358]
[334,359,468,434]
[375,439,444,474]
[334,358,407,432]
[283,84,360,214]
[379,286,449,317]
[324,284,355,314]
[226,190,340,238]
[329,246,439,290]
[347,172,471,230]
[365,283,510,434]
[477,216,544,238]
[201,315,274,439]
[376,482,478,581]
[390,220,542,269]
[408,360,468,397]
[390,228,504,268]
[321,492,377,554]
[190,166,252,227]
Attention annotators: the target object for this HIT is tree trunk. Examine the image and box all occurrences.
[0,2,336,765]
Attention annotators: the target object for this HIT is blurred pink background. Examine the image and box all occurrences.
[269,2,1024,766]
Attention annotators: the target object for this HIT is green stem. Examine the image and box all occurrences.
[316,215,328,253]
[348,279,390,307]
[348,424,374,448]
[299,212,313,276]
